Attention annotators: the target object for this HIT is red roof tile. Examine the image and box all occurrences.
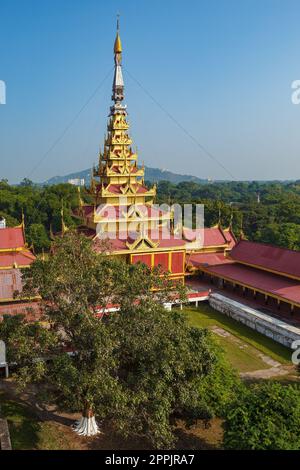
[188,252,233,267]
[184,227,228,247]
[93,229,186,252]
[222,228,237,249]
[203,262,300,306]
[106,183,149,195]
[93,204,169,220]
[81,205,94,216]
[0,227,25,250]
[0,251,35,268]
[230,240,300,280]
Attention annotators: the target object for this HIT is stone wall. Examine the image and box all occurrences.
[0,419,12,450]
[209,293,300,349]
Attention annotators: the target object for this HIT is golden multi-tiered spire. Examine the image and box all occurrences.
[90,19,156,206]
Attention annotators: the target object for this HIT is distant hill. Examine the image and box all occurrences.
[43,166,208,185]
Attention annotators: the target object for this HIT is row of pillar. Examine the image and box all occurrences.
[208,274,295,316]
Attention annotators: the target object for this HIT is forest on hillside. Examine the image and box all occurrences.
[0,178,300,252]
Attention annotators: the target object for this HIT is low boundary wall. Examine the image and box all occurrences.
[209,293,300,349]
[0,419,12,450]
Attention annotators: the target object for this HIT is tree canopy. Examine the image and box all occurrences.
[0,232,219,448]
[223,381,300,450]
[1,179,300,252]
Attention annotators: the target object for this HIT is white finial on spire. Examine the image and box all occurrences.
[111,17,126,115]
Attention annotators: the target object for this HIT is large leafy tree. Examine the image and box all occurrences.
[223,382,300,450]
[2,233,123,436]
[1,231,217,446]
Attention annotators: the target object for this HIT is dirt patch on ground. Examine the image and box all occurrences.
[0,379,223,450]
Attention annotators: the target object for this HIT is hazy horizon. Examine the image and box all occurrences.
[1,0,300,183]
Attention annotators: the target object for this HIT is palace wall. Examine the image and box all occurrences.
[209,293,300,349]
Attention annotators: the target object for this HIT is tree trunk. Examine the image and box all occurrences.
[72,407,100,436]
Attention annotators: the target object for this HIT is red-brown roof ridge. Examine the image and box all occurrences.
[230,239,300,280]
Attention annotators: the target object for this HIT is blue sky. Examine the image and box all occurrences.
[1,0,300,183]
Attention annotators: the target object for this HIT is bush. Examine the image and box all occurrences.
[223,382,300,450]
[198,342,242,417]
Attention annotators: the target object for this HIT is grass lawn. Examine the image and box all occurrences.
[181,304,291,366]
[213,335,268,373]
[0,391,71,450]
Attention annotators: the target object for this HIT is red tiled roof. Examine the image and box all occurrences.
[81,205,94,216]
[222,228,237,249]
[0,251,35,268]
[188,252,233,267]
[110,165,121,174]
[106,183,149,194]
[0,226,25,250]
[93,229,186,252]
[155,236,186,248]
[230,240,300,280]
[184,227,228,247]
[203,262,300,306]
[130,167,138,174]
[91,204,169,220]
[108,165,139,174]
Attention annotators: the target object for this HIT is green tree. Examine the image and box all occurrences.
[18,232,126,435]
[20,178,34,187]
[0,314,56,384]
[276,223,300,250]
[223,382,300,450]
[26,223,50,253]
[2,231,216,447]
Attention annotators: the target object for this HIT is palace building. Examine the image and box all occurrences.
[1,24,299,325]
[0,217,39,319]
[73,23,300,320]
[188,239,300,317]
[73,23,237,287]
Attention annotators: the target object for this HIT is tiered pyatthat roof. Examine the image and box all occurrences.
[74,22,237,260]
[90,24,156,206]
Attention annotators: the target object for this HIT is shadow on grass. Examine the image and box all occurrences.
[0,394,40,449]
